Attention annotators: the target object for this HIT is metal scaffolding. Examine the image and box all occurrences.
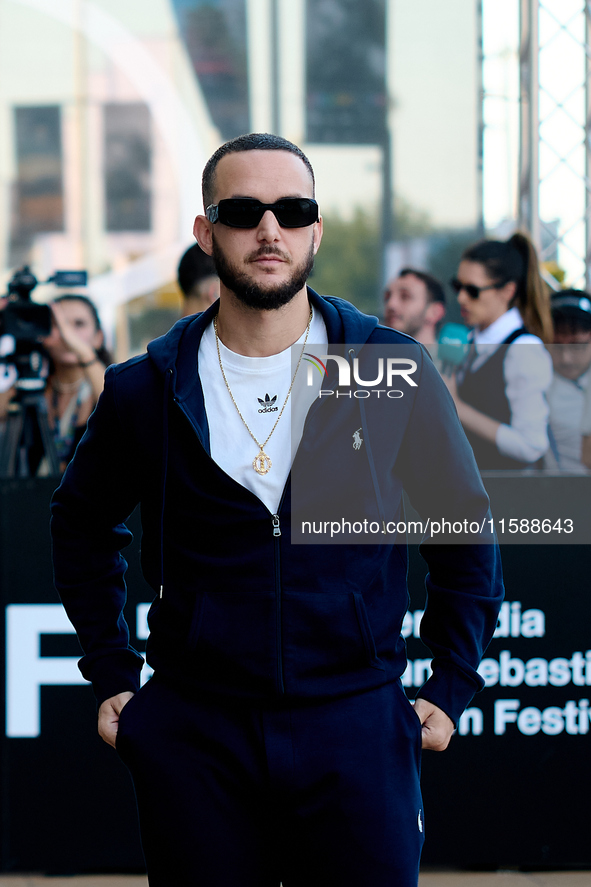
[518,0,591,287]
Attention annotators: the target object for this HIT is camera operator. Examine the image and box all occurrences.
[1,267,108,477]
[35,294,111,474]
[0,293,17,426]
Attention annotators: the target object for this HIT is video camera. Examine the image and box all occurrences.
[0,265,88,478]
[0,265,88,391]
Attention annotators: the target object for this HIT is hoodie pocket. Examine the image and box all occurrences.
[352,592,382,667]
[115,685,143,757]
[186,590,278,695]
[282,591,385,695]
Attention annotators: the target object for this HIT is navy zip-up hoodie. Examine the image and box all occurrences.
[51,290,504,725]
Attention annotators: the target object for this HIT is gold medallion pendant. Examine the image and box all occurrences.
[253,450,272,475]
[214,308,313,476]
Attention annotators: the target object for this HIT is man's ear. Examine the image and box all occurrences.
[193,215,213,256]
[426,301,446,327]
[313,214,323,255]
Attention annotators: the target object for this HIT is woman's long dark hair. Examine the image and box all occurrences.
[52,294,114,366]
[462,231,553,343]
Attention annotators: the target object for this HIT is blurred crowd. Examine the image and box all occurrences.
[383,231,591,475]
[2,230,591,478]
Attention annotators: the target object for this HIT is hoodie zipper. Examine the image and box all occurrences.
[173,396,290,695]
[156,299,380,695]
[169,348,381,697]
[271,512,284,693]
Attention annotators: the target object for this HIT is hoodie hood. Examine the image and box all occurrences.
[146,288,382,398]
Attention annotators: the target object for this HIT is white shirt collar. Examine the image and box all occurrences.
[473,306,524,346]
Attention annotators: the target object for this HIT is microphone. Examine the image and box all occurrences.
[437,322,470,375]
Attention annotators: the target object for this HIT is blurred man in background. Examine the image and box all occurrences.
[383,267,446,345]
[177,242,220,317]
[545,289,591,472]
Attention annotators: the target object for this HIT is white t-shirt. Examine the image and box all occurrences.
[545,369,591,472]
[198,309,328,514]
[582,377,591,437]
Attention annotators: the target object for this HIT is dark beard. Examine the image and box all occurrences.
[211,237,315,311]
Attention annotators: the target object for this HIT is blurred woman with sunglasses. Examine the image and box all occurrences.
[444,231,553,470]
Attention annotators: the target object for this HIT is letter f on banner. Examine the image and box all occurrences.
[6,604,88,738]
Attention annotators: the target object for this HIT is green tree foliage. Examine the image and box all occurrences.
[310,198,433,316]
[311,202,485,326]
[310,209,381,315]
[392,197,432,241]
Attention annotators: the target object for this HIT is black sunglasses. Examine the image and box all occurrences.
[449,277,506,300]
[206,197,319,229]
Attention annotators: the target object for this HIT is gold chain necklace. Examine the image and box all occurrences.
[213,308,313,475]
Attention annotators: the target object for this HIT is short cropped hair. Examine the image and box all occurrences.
[398,267,446,305]
[202,133,315,209]
[177,244,217,297]
[551,289,591,334]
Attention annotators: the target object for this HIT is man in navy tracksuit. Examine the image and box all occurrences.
[51,134,504,887]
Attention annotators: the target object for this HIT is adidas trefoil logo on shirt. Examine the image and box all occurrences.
[258,394,279,413]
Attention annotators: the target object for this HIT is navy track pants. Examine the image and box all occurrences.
[116,675,425,886]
